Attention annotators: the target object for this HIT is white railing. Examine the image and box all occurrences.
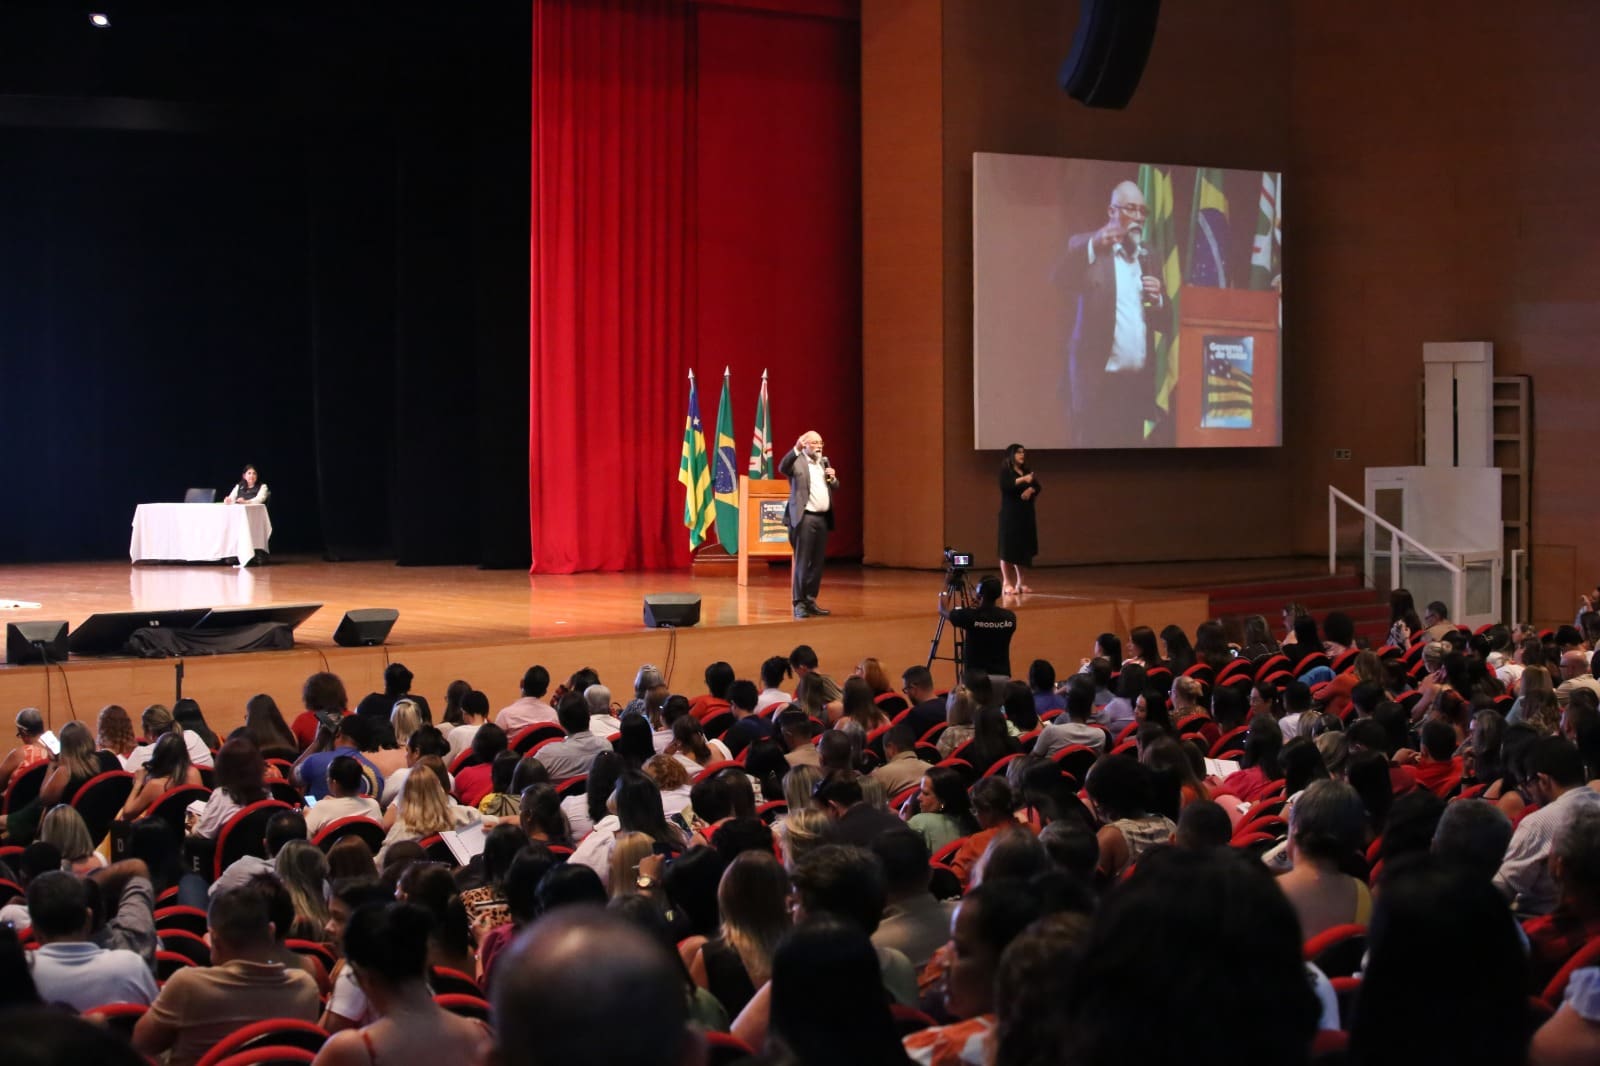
[1328,486,1464,624]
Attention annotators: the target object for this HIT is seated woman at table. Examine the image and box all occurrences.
[224,464,270,505]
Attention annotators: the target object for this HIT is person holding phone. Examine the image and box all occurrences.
[0,707,53,791]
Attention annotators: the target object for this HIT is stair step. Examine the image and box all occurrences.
[1194,573,1366,599]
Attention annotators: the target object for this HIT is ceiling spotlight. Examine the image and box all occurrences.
[89,13,110,28]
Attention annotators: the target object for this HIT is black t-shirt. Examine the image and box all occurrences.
[356,691,432,723]
[948,604,1018,677]
[903,697,950,741]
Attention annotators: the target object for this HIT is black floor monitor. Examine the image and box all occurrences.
[333,608,399,647]
[6,620,69,664]
[69,608,211,657]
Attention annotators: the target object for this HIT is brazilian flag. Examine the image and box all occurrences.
[712,368,740,553]
[677,372,713,549]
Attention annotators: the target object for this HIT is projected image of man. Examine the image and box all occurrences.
[1055,180,1173,448]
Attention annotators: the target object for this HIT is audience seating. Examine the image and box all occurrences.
[267,780,307,807]
[704,1031,756,1066]
[142,784,214,836]
[933,757,974,784]
[1110,739,1137,756]
[70,770,135,845]
[1050,745,1097,783]
[83,1001,150,1037]
[434,993,492,1021]
[430,965,482,997]
[194,1019,330,1066]
[210,1050,316,1066]
[1209,726,1247,756]
[213,800,295,880]
[983,753,1022,779]
[1303,924,1367,979]
[286,938,338,973]
[156,949,196,981]
[693,760,743,783]
[755,800,788,824]
[510,723,567,754]
[1114,721,1139,744]
[1539,936,1600,1008]
[159,928,213,966]
[927,862,962,900]
[1329,648,1359,673]
[1329,976,1361,1029]
[2,762,47,815]
[310,816,387,854]
[155,905,210,936]
[930,837,967,867]
[417,834,459,865]
[0,877,22,904]
[889,1003,938,1037]
[554,775,588,799]
[917,722,948,746]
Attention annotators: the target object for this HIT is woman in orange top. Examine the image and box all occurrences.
[949,777,1028,885]
[0,707,51,790]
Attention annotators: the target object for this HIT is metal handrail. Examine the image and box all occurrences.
[1328,485,1464,624]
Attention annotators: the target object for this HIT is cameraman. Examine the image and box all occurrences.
[942,575,1018,686]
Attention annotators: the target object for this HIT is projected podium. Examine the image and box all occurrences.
[1173,287,1280,448]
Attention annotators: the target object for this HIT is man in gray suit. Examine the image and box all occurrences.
[779,430,839,619]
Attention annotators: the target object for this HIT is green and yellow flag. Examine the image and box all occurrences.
[677,371,713,549]
[712,368,740,553]
[1137,163,1181,417]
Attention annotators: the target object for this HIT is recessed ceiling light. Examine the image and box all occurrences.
[89,13,110,28]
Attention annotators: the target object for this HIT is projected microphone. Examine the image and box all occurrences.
[1135,238,1158,309]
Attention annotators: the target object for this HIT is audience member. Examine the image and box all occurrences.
[1276,780,1371,939]
[816,769,904,847]
[497,666,556,731]
[1429,798,1513,886]
[722,679,774,756]
[1034,677,1105,757]
[767,918,913,1066]
[1174,798,1233,851]
[535,694,615,781]
[777,707,822,768]
[949,777,1027,885]
[452,722,509,808]
[24,870,157,1010]
[1523,807,1600,990]
[134,886,320,1065]
[871,724,925,797]
[904,765,979,853]
[1495,736,1600,914]
[871,827,956,970]
[1085,756,1174,881]
[445,689,491,762]
[304,755,383,834]
[687,850,790,1016]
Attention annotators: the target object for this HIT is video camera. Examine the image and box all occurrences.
[944,548,973,572]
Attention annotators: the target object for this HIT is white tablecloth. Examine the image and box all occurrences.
[129,503,273,563]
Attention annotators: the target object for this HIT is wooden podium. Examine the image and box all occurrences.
[737,476,793,586]
[1173,286,1280,448]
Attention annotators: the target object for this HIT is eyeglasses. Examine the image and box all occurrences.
[1111,202,1149,218]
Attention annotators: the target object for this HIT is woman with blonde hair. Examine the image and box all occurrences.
[937,687,977,758]
[1517,665,1561,735]
[390,698,425,751]
[690,850,791,1015]
[41,805,106,875]
[608,831,655,898]
[779,807,832,871]
[275,839,332,941]
[96,705,137,766]
[380,758,481,859]
[127,702,213,772]
[795,672,844,723]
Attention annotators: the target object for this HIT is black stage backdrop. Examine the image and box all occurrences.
[0,7,531,567]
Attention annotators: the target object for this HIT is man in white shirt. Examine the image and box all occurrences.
[1555,650,1600,709]
[26,871,158,1011]
[497,666,558,733]
[446,690,491,763]
[1494,737,1600,914]
[755,656,794,715]
[303,756,383,835]
[1055,180,1172,448]
[585,684,621,737]
[778,432,839,619]
[533,696,613,781]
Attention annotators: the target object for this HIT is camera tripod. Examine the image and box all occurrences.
[927,567,974,683]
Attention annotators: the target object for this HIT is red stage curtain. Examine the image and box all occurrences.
[531,0,860,573]
[695,2,863,559]
[530,0,694,573]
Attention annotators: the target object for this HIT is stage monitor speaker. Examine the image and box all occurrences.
[1059,0,1161,110]
[70,608,211,657]
[193,602,323,632]
[333,608,399,647]
[6,621,68,664]
[643,593,701,629]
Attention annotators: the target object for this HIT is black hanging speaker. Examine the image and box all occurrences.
[643,594,701,629]
[333,608,399,647]
[6,621,69,664]
[1059,0,1162,109]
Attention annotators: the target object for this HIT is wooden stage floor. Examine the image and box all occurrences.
[0,555,1310,739]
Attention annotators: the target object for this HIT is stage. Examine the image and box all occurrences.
[0,556,1218,738]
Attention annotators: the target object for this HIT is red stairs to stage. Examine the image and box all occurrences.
[1199,571,1391,646]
